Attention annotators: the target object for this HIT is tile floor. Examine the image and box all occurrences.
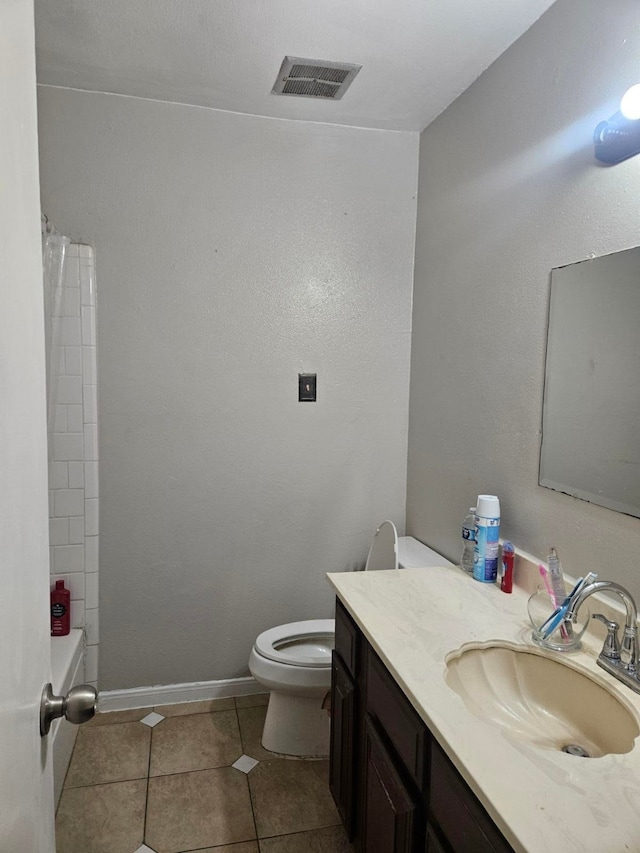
[56,693,352,853]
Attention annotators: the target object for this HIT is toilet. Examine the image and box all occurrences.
[248,521,454,756]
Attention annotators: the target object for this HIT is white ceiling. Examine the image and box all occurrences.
[34,0,556,132]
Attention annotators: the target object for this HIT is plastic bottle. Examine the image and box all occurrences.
[460,507,476,574]
[51,579,70,636]
[473,495,501,583]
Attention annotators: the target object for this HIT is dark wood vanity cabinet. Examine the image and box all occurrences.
[330,598,514,853]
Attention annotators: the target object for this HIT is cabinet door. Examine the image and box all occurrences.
[362,715,421,853]
[330,650,357,838]
[425,825,448,853]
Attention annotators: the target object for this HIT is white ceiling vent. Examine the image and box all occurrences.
[272,56,361,100]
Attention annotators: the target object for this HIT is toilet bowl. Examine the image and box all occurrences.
[248,523,454,757]
[248,620,335,756]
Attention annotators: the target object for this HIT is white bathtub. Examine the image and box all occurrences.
[50,629,85,807]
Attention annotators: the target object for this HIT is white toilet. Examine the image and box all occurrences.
[248,522,454,756]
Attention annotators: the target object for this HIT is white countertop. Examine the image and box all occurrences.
[327,564,640,853]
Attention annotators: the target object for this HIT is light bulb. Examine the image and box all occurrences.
[620,84,640,120]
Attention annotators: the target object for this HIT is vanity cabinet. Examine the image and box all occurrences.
[331,598,514,853]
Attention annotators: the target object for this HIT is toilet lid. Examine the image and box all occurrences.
[364,520,399,571]
[255,619,335,668]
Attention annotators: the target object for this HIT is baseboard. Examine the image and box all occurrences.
[97,675,263,712]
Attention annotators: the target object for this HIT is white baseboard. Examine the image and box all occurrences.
[97,675,263,712]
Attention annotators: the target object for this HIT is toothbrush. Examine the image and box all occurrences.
[547,547,566,608]
[540,572,598,639]
[538,577,583,636]
[538,564,556,606]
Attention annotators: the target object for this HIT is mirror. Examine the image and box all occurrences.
[539,246,640,518]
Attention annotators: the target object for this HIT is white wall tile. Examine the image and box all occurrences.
[53,433,83,462]
[84,461,99,499]
[53,544,84,573]
[53,488,84,517]
[60,317,81,346]
[81,306,95,346]
[80,263,95,306]
[64,346,82,375]
[84,423,98,461]
[56,375,83,405]
[69,516,84,544]
[49,518,68,547]
[83,384,97,424]
[67,404,83,433]
[85,608,99,645]
[53,405,67,433]
[85,572,99,609]
[48,490,54,516]
[82,346,96,384]
[85,499,99,536]
[53,572,84,601]
[70,601,85,630]
[85,645,98,682]
[49,461,68,490]
[68,461,84,488]
[63,287,80,317]
[85,536,99,572]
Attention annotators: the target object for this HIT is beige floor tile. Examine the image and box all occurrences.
[259,825,352,853]
[150,710,242,776]
[86,708,152,727]
[235,693,270,709]
[237,706,282,761]
[65,721,151,788]
[146,767,256,853]
[56,778,146,853]
[155,697,235,716]
[249,760,340,838]
[180,843,259,853]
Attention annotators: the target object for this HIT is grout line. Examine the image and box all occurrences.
[142,720,153,844]
[237,704,260,844]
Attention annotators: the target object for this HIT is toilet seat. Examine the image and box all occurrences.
[254,619,334,668]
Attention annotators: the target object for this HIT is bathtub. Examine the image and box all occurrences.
[50,629,85,807]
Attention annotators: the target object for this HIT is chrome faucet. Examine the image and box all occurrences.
[565,581,640,694]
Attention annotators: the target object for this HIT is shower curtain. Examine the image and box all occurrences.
[41,215,70,460]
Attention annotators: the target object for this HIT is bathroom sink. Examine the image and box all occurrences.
[445,642,640,757]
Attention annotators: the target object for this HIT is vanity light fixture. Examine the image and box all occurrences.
[594,84,640,164]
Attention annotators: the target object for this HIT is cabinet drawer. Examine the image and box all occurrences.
[429,742,513,853]
[335,598,359,679]
[366,649,428,788]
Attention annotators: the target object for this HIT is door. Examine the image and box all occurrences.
[0,1,57,851]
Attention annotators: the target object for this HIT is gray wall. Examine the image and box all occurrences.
[38,87,418,689]
[408,0,640,597]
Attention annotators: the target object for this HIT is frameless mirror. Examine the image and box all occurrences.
[539,246,640,518]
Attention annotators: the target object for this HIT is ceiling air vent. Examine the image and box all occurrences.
[272,56,361,100]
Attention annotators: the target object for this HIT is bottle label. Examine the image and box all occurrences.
[462,527,476,542]
[473,517,500,582]
[51,603,67,618]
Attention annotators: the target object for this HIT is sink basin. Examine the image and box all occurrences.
[445,642,640,757]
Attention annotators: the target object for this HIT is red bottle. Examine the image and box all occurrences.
[51,579,70,636]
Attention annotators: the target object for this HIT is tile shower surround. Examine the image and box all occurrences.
[56,693,352,853]
[49,243,99,686]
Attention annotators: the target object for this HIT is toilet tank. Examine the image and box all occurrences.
[398,536,455,569]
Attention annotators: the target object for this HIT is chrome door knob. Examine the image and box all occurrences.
[40,682,97,736]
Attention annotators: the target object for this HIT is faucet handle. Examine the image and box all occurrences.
[593,613,621,660]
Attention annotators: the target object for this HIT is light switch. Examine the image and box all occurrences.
[298,373,317,402]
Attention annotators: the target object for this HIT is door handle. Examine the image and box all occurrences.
[40,682,97,736]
